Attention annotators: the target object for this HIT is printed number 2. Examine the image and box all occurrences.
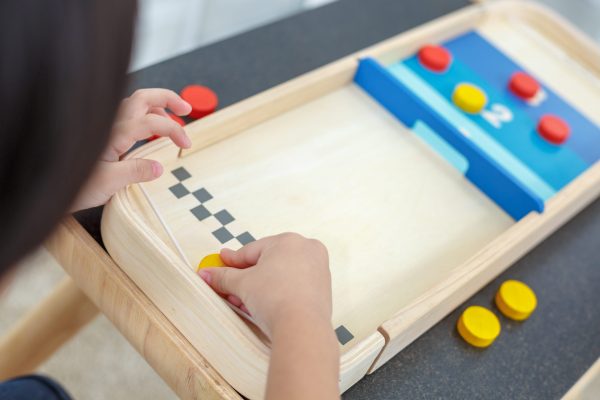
[481,104,513,129]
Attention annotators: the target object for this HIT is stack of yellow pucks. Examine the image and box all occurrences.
[457,280,537,348]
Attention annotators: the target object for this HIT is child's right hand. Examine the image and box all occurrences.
[198,233,332,338]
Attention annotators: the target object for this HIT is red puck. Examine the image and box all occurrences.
[180,85,218,119]
[509,72,540,100]
[418,45,452,73]
[168,112,185,126]
[537,115,570,145]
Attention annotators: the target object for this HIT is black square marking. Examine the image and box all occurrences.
[172,167,191,181]
[193,188,213,203]
[213,227,234,244]
[191,205,211,221]
[236,232,255,245]
[169,183,189,199]
[335,325,354,345]
[214,210,234,225]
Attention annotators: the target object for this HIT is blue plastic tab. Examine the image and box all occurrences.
[354,57,544,220]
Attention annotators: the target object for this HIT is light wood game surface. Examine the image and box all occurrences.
[141,84,514,347]
[102,2,600,398]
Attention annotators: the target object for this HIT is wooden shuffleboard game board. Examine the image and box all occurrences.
[101,1,600,398]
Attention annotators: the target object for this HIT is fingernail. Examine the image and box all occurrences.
[151,161,163,177]
[241,305,251,316]
[183,135,192,148]
[182,101,192,115]
[198,270,211,284]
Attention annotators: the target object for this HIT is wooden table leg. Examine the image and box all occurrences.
[0,277,98,380]
[45,216,240,400]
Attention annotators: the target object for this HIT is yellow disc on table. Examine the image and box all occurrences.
[197,253,226,272]
[457,306,501,348]
[452,83,488,114]
[495,280,537,321]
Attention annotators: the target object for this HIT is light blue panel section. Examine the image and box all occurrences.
[387,62,556,201]
[413,120,469,174]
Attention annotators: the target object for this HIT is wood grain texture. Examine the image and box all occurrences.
[144,84,512,346]
[101,1,600,397]
[0,277,98,380]
[46,218,240,400]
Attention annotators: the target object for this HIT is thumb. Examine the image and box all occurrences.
[107,158,163,192]
[199,267,244,297]
[70,159,162,211]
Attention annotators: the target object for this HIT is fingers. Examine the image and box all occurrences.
[77,159,163,208]
[120,89,192,119]
[227,294,244,307]
[109,114,191,157]
[107,158,163,191]
[149,107,170,118]
[220,233,307,268]
[106,89,192,161]
[220,240,268,268]
[198,267,244,297]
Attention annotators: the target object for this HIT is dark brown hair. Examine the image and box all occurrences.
[0,0,137,272]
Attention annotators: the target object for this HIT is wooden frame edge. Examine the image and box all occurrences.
[174,3,487,159]
[45,217,241,400]
[562,357,600,399]
[369,0,600,372]
[372,161,600,371]
[180,57,358,157]
[103,191,270,399]
[101,0,600,392]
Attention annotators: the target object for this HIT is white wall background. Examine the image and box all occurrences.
[130,0,600,71]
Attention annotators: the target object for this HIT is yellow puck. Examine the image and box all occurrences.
[495,280,537,321]
[197,253,226,272]
[457,306,501,348]
[452,83,488,114]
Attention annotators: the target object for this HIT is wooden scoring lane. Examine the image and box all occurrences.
[145,84,513,351]
[373,3,600,370]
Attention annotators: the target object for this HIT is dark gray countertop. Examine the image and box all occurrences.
[76,0,600,398]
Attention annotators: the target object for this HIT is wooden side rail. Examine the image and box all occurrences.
[43,217,240,400]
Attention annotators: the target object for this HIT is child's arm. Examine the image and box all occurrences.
[71,89,192,211]
[199,233,340,400]
[267,306,340,400]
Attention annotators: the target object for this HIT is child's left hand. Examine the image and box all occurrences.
[71,89,192,211]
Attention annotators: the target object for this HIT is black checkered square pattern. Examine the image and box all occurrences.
[170,169,352,345]
[168,167,255,246]
[335,325,354,345]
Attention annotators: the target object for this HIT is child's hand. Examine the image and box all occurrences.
[201,233,340,399]
[198,233,332,338]
[71,89,192,211]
